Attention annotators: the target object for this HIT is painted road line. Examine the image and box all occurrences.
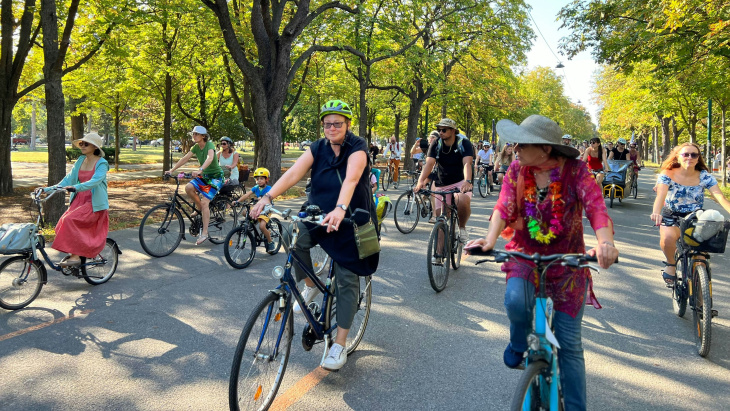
[269,366,330,410]
[0,309,94,342]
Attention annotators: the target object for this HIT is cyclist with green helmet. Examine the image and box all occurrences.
[251,99,379,371]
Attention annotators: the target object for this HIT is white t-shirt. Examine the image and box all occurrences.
[384,142,403,159]
[477,148,493,163]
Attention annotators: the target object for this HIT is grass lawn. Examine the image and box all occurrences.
[11,145,306,164]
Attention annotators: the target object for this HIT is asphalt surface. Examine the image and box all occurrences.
[1,170,730,410]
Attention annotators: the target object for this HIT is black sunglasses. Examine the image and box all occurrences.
[680,152,700,159]
[437,128,452,133]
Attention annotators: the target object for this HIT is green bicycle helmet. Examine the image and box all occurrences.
[320,99,353,120]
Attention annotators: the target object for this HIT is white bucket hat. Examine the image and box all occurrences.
[192,125,208,135]
[496,115,580,158]
[73,132,105,157]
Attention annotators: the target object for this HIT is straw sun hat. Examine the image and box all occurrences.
[496,115,580,158]
[73,132,105,157]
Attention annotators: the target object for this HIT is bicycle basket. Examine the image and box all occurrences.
[680,217,730,253]
[0,223,37,254]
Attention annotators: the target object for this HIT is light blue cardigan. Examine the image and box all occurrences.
[45,155,109,212]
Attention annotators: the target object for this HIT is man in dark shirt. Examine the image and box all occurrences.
[414,118,474,264]
[369,142,380,165]
[608,137,629,160]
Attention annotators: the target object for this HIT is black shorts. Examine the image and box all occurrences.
[661,207,691,227]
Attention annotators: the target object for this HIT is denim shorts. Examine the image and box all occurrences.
[661,207,691,227]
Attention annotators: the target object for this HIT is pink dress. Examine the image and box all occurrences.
[494,159,612,318]
[52,169,109,258]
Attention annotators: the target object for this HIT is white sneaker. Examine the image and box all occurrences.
[293,285,320,314]
[459,228,469,243]
[431,256,444,266]
[322,343,346,371]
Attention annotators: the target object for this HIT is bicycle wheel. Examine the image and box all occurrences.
[266,218,283,255]
[139,204,184,257]
[81,239,119,285]
[328,275,372,355]
[311,244,330,276]
[450,217,462,270]
[672,254,687,317]
[427,220,450,292]
[632,175,638,199]
[609,187,615,208]
[478,173,488,198]
[0,256,44,310]
[209,198,238,244]
[692,263,712,357]
[510,360,554,411]
[229,292,293,411]
[224,225,257,269]
[394,191,420,234]
[382,167,390,191]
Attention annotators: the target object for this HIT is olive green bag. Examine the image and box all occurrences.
[336,170,380,259]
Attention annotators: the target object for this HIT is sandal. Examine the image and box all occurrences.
[662,261,677,287]
[196,234,209,245]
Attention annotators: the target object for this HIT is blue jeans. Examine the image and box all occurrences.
[504,277,587,411]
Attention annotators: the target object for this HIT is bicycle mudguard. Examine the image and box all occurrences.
[107,238,123,255]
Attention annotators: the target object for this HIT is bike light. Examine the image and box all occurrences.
[272,266,285,279]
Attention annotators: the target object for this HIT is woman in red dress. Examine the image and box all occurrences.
[47,133,110,267]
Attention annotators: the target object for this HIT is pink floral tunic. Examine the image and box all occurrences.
[494,158,612,318]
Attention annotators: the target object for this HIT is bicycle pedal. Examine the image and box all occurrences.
[711,309,719,318]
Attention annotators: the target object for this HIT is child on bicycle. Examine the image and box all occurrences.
[235,167,276,252]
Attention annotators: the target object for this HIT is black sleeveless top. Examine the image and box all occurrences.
[308,131,379,276]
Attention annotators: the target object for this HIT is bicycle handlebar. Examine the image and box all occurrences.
[32,186,73,202]
[469,248,609,265]
[163,172,193,181]
[418,188,462,197]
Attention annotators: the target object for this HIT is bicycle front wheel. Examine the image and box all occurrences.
[311,244,331,276]
[632,176,638,199]
[510,360,554,411]
[478,174,488,198]
[381,167,391,191]
[0,256,44,310]
[139,204,184,257]
[394,191,420,234]
[224,225,256,269]
[209,198,238,244]
[266,218,284,255]
[450,217,462,270]
[81,238,119,285]
[427,220,450,292]
[328,275,372,355]
[693,264,712,357]
[229,292,293,411]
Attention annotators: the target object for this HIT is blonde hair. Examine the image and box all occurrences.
[660,142,709,172]
[499,144,514,163]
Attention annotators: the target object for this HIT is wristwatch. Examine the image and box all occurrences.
[336,204,347,211]
[466,179,473,184]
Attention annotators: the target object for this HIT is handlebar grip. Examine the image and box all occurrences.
[66,187,76,193]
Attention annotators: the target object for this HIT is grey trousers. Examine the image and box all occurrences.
[291,221,360,329]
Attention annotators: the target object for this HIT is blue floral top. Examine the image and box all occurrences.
[657,171,717,213]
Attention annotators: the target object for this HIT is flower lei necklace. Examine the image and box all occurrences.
[524,167,565,244]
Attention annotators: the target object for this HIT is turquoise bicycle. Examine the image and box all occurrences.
[471,249,603,410]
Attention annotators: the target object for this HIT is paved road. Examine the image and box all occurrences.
[1,170,730,410]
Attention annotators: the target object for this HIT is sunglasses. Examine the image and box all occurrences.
[78,141,90,147]
[617,143,625,146]
[679,152,700,159]
[323,122,345,129]
[437,128,452,133]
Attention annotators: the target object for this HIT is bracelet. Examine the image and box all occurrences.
[602,241,615,248]
[264,193,274,203]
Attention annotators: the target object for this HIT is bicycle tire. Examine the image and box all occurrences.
[450,216,462,270]
[427,220,450,292]
[510,360,555,411]
[266,218,284,255]
[81,238,119,285]
[693,263,712,357]
[139,204,184,257]
[0,256,44,310]
[229,292,293,411]
[672,254,687,317]
[382,167,390,191]
[327,275,372,355]
[478,173,488,198]
[209,198,238,244]
[632,176,638,199]
[394,191,420,234]
[224,225,257,269]
[311,244,330,276]
[609,187,614,208]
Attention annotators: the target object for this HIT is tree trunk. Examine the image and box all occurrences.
[671,117,679,146]
[163,71,172,173]
[0,99,14,194]
[70,97,85,140]
[114,104,120,171]
[358,72,367,138]
[653,126,659,163]
[721,106,726,186]
[394,112,401,142]
[658,114,671,161]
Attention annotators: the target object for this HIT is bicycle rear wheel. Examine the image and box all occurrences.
[0,256,44,310]
[139,204,184,257]
[224,225,256,269]
[394,191,420,234]
[209,198,238,244]
[229,292,293,411]
[672,254,687,317]
[328,275,372,355]
[510,360,556,411]
[692,264,712,357]
[427,220,450,292]
[81,238,119,285]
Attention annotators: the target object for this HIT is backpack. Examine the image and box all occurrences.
[435,134,468,160]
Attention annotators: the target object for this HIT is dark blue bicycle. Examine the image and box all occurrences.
[228,205,372,410]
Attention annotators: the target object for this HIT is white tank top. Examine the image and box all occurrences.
[218,151,239,181]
